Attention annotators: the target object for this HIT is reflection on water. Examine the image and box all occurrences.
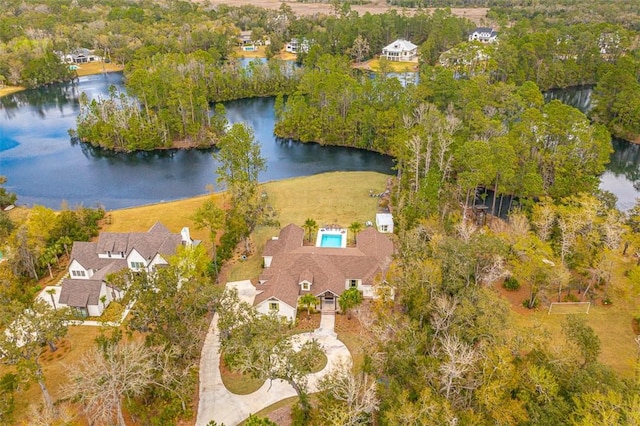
[545,86,639,209]
[0,73,393,209]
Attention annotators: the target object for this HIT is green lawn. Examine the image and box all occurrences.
[227,171,390,282]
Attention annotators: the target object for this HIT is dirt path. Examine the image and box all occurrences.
[203,0,488,23]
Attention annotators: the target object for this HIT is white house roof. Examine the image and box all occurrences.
[383,39,418,53]
[376,213,393,226]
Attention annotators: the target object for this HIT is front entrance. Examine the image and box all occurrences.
[322,296,336,312]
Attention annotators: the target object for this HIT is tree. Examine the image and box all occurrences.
[299,294,318,319]
[302,218,318,243]
[65,341,156,426]
[214,123,269,253]
[348,222,363,245]
[217,290,324,418]
[317,361,379,426]
[0,300,70,413]
[245,414,277,426]
[339,287,362,319]
[348,35,370,64]
[562,315,601,367]
[0,176,17,209]
[192,197,225,277]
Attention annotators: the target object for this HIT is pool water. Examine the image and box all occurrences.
[320,234,344,248]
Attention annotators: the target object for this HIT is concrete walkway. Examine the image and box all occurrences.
[196,281,351,426]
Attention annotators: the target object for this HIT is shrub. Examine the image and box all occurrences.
[564,293,579,303]
[503,276,520,291]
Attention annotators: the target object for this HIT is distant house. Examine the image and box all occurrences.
[381,39,418,62]
[468,28,498,43]
[375,213,394,234]
[59,48,101,64]
[42,222,196,318]
[255,224,394,321]
[285,38,310,54]
[238,30,253,46]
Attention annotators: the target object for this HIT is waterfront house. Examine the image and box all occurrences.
[381,39,418,62]
[255,224,394,321]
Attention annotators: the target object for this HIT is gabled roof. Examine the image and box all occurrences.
[71,222,182,270]
[59,279,103,307]
[256,224,394,309]
[382,39,418,53]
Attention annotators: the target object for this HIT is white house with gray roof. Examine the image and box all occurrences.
[381,39,418,62]
[468,28,498,43]
[48,222,195,317]
[255,224,394,321]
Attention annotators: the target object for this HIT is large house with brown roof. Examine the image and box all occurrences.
[255,224,394,321]
[47,223,195,317]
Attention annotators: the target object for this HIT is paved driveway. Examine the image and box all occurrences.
[196,281,351,426]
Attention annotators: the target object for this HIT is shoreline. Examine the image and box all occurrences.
[0,62,124,99]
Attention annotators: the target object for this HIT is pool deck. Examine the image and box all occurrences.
[315,227,347,248]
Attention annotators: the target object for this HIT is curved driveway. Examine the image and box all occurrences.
[196,281,352,426]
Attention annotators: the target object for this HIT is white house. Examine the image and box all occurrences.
[255,224,394,321]
[50,222,196,318]
[285,38,310,54]
[59,48,102,64]
[375,213,394,234]
[468,28,498,43]
[381,39,418,62]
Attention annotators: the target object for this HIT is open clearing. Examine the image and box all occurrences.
[203,0,488,23]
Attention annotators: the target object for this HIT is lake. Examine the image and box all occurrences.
[545,86,639,210]
[0,73,393,210]
[1,75,637,211]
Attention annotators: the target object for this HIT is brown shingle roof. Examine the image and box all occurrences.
[258,224,394,309]
[59,279,103,307]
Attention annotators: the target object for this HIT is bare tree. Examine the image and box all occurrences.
[65,341,156,426]
[317,361,379,426]
[531,198,556,241]
[439,333,478,404]
[348,35,370,64]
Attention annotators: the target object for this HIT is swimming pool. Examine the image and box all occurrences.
[316,228,347,248]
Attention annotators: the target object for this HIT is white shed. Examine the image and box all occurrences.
[376,213,394,233]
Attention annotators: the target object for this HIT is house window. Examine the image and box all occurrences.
[349,279,358,288]
[71,270,86,277]
[301,282,310,291]
[269,302,279,311]
[380,225,388,232]
[130,261,145,269]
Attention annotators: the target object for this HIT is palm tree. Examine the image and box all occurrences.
[299,294,318,318]
[46,288,57,310]
[303,218,318,243]
[348,221,363,245]
[100,295,107,311]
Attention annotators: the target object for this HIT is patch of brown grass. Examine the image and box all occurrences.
[294,312,321,332]
[507,253,640,377]
[219,356,265,395]
[233,46,267,59]
[75,61,123,77]
[0,85,25,98]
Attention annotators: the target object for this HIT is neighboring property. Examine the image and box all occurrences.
[381,39,418,62]
[285,38,310,54]
[468,27,498,43]
[255,224,394,321]
[41,222,196,318]
[375,213,394,234]
[58,48,102,64]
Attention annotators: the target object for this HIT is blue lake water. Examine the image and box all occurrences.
[1,75,637,211]
[0,73,394,210]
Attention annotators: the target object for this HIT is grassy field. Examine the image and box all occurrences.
[361,58,419,73]
[75,61,123,77]
[0,86,25,98]
[226,171,390,282]
[508,255,640,377]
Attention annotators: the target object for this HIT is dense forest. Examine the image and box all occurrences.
[1,0,640,425]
